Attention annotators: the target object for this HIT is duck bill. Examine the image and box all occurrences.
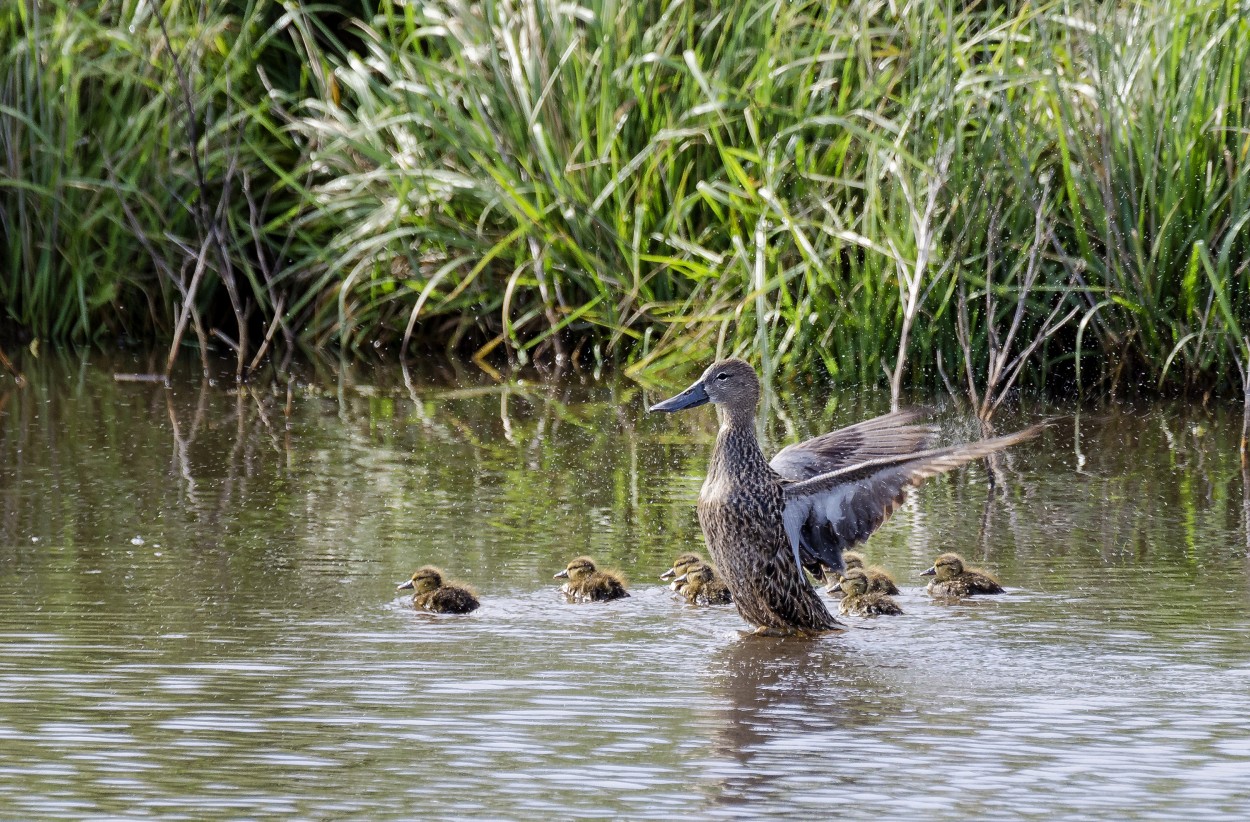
[397,579,415,590]
[659,568,677,580]
[673,573,689,584]
[649,381,709,413]
[920,566,936,577]
[554,569,569,579]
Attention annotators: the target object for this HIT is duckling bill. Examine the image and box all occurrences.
[556,556,630,602]
[398,566,480,614]
[661,552,708,592]
[650,358,1038,635]
[922,552,1004,597]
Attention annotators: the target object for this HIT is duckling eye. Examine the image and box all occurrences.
[716,373,729,381]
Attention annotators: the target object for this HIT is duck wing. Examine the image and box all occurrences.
[780,426,1043,577]
[768,408,937,481]
[771,408,936,573]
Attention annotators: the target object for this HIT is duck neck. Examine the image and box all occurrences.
[709,405,769,481]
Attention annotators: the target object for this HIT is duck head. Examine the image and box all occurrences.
[921,552,965,582]
[661,552,704,580]
[839,567,870,598]
[398,566,443,594]
[649,359,760,420]
[555,556,597,582]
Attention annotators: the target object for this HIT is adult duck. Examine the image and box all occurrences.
[922,552,1005,597]
[397,566,480,614]
[650,358,1038,635]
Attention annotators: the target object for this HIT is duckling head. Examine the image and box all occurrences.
[555,556,597,582]
[660,552,704,580]
[839,567,870,597]
[649,358,759,417]
[922,552,965,582]
[842,551,865,571]
[398,566,443,594]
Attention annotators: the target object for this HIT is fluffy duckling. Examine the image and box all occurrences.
[660,552,707,590]
[397,566,480,614]
[555,556,630,602]
[837,568,903,616]
[673,563,733,605]
[922,552,1004,597]
[828,551,900,596]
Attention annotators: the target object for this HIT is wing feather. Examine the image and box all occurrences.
[769,407,938,481]
[781,425,1043,573]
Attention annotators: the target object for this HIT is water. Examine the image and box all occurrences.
[2,354,1250,820]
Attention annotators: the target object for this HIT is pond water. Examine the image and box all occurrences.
[2,353,1250,819]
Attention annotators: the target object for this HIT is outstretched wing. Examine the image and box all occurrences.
[771,408,937,573]
[780,426,1043,576]
[769,408,938,481]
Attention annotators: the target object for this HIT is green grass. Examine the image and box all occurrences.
[2,0,1248,396]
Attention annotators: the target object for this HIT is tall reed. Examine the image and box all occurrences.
[3,0,1248,397]
[0,0,311,376]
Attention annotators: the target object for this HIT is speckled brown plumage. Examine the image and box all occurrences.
[698,423,842,632]
[556,556,630,602]
[675,563,733,605]
[398,567,480,614]
[923,552,1004,597]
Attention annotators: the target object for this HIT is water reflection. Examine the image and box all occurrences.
[2,352,1250,818]
[706,635,870,808]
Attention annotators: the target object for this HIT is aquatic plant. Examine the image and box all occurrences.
[2,0,1247,398]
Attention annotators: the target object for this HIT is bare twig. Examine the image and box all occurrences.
[151,4,247,379]
[889,143,953,410]
[934,350,961,409]
[0,345,26,387]
[247,296,286,374]
[242,171,298,373]
[212,328,242,355]
[949,192,1076,488]
[165,243,213,376]
[956,189,1077,425]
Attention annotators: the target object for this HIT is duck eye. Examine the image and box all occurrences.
[716,373,729,381]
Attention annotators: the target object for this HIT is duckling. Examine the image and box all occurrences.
[673,563,733,605]
[921,552,1004,597]
[397,566,480,614]
[661,552,707,590]
[825,551,900,596]
[837,568,903,616]
[850,553,900,596]
[554,556,630,602]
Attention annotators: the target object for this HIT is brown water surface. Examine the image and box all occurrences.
[2,354,1249,819]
